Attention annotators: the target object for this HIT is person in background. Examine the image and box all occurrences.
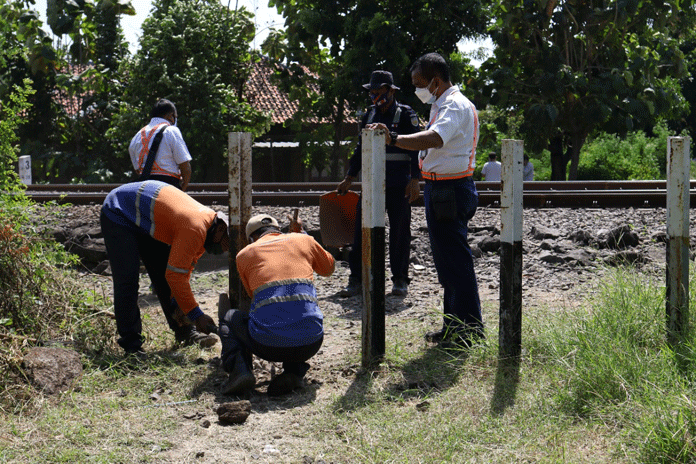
[100,180,223,358]
[337,70,421,298]
[366,52,484,349]
[523,154,535,181]
[219,213,335,396]
[481,152,501,182]
[129,99,192,191]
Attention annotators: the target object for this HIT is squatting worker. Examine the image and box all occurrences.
[219,213,335,397]
[129,99,192,191]
[100,180,224,357]
[367,52,484,348]
[337,70,421,298]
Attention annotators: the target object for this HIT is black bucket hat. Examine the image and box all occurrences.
[362,70,400,90]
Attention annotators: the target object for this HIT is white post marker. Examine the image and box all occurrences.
[666,136,690,348]
[361,127,386,367]
[228,132,253,312]
[18,155,31,185]
[499,139,524,359]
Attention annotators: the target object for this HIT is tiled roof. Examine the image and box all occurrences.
[53,63,94,118]
[245,57,356,125]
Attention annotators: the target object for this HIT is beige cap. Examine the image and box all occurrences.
[246,214,279,239]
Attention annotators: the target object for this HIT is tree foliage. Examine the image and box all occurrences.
[477,0,693,180]
[109,0,270,183]
[265,0,485,177]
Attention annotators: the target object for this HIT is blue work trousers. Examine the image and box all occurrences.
[348,183,412,284]
[423,178,483,333]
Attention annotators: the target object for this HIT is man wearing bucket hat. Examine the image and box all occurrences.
[337,70,422,298]
[100,180,225,358]
[218,213,335,396]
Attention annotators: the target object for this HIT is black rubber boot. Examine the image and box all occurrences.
[221,352,256,395]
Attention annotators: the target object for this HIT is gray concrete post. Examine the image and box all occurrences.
[666,136,690,348]
[228,132,253,312]
[361,128,386,367]
[499,139,524,359]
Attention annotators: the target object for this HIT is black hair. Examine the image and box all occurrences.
[151,99,176,119]
[489,152,497,159]
[250,225,281,240]
[410,53,450,83]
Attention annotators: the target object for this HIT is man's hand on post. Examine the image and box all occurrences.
[405,178,420,203]
[365,123,391,144]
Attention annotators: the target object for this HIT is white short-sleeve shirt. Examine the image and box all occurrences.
[129,117,192,178]
[419,86,479,179]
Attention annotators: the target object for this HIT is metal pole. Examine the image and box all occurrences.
[361,128,386,367]
[228,132,253,312]
[499,140,524,359]
[666,136,690,349]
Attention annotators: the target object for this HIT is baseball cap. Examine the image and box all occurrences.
[245,214,279,240]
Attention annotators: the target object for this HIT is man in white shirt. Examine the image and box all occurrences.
[367,52,484,349]
[481,152,501,182]
[523,154,535,181]
[129,99,192,191]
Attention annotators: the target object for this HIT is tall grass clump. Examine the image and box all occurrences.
[538,267,696,462]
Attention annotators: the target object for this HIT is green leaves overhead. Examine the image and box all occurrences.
[480,0,693,179]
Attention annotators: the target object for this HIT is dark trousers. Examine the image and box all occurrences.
[219,309,322,377]
[348,183,412,284]
[423,178,483,333]
[100,211,180,352]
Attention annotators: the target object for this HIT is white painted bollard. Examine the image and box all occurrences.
[666,136,690,348]
[19,155,31,185]
[361,128,386,367]
[499,140,524,359]
[228,132,253,312]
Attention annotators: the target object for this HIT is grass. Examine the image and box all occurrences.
[1,265,696,463]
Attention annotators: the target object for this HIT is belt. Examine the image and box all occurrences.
[423,173,473,182]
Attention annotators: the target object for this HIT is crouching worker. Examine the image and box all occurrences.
[220,213,335,396]
[100,180,225,357]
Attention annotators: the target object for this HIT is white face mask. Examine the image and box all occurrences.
[415,79,436,104]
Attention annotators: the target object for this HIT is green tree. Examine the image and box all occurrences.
[265,0,485,178]
[477,0,693,180]
[110,0,269,183]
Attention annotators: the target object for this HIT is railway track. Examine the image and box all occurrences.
[21,181,696,208]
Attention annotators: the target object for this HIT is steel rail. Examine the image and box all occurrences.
[22,185,696,208]
[23,180,696,193]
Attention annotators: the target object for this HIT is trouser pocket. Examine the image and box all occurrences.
[430,185,457,221]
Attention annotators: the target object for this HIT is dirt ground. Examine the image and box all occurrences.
[50,203,682,462]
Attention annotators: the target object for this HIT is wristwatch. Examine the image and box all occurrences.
[389,131,398,146]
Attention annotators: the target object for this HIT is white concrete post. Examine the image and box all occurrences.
[666,136,690,349]
[499,139,524,359]
[361,128,386,367]
[18,155,31,185]
[228,132,253,312]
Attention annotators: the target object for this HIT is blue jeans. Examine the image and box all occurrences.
[423,178,483,334]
